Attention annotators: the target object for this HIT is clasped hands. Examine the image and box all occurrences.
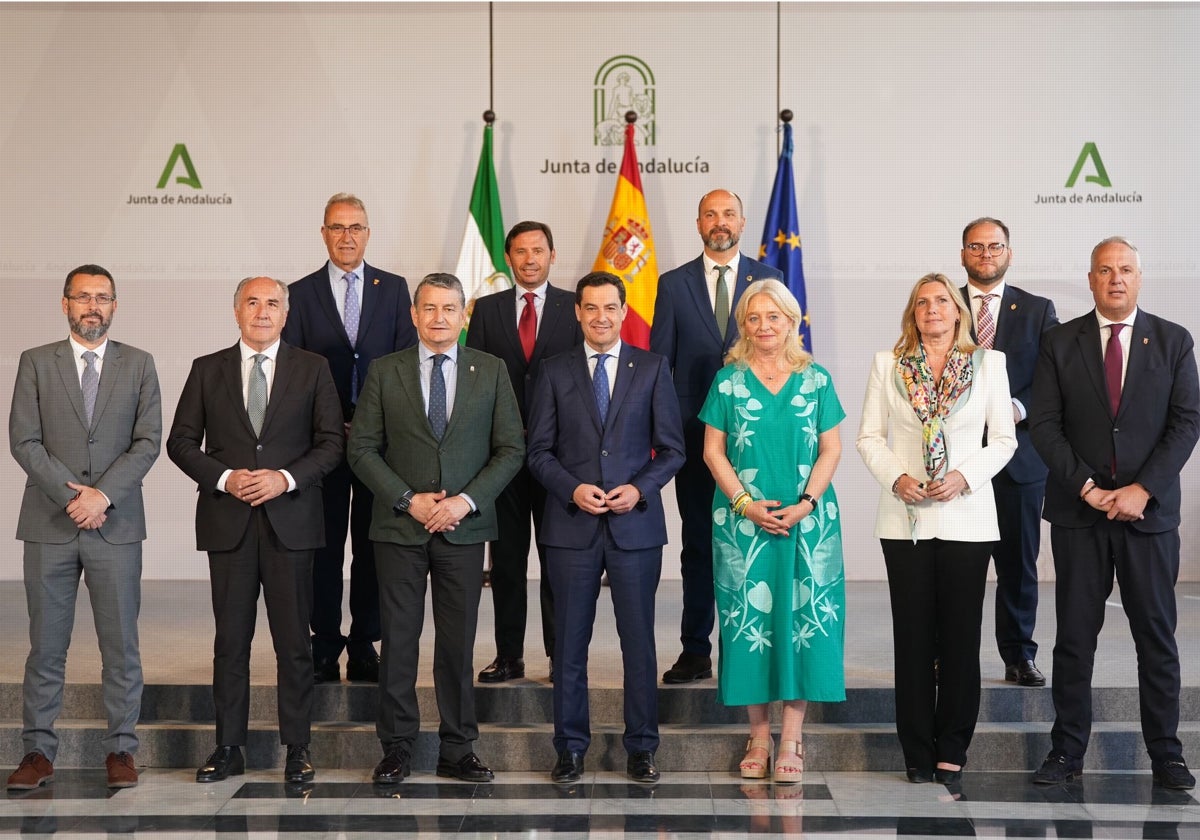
[66,482,108,530]
[894,470,968,504]
[1084,482,1149,521]
[740,497,813,536]
[408,490,472,533]
[572,483,641,516]
[226,469,288,506]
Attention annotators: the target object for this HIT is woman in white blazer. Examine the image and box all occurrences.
[856,273,1016,786]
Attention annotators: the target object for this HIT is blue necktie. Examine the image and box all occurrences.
[593,353,610,424]
[81,350,99,427]
[429,354,448,439]
[344,271,361,403]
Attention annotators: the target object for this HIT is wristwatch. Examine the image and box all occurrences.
[800,493,818,507]
[393,490,415,515]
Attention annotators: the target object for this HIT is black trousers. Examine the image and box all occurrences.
[310,458,380,662]
[991,471,1046,667]
[1049,521,1183,763]
[375,536,484,761]
[487,464,554,660]
[881,538,992,770]
[208,507,313,746]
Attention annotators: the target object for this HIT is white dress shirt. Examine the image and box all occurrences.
[217,339,296,493]
[701,252,741,313]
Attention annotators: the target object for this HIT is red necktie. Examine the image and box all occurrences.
[518,292,537,362]
[1105,323,1125,417]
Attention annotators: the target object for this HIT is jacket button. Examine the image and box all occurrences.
[601,450,609,457]
[81,471,89,477]
[256,444,263,451]
[88,438,95,444]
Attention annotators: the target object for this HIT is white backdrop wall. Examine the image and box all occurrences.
[2,2,1198,581]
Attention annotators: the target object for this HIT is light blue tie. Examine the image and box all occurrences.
[247,354,268,436]
[593,353,610,424]
[81,350,99,427]
[344,272,361,403]
[429,354,448,439]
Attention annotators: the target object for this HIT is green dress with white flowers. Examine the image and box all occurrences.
[698,362,847,706]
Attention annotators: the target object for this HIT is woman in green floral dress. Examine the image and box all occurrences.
[698,279,846,784]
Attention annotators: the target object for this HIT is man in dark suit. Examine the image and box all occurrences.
[1029,237,1199,790]
[283,192,416,685]
[528,271,685,784]
[466,221,583,684]
[347,273,524,785]
[959,217,1058,687]
[167,276,344,785]
[7,265,160,791]
[650,189,782,684]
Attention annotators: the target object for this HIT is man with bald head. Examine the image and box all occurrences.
[1030,238,1199,790]
[650,189,782,684]
[168,277,344,785]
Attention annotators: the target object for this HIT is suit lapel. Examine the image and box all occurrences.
[1116,311,1149,421]
[530,287,568,367]
[1074,314,1110,415]
[260,343,295,436]
[607,344,637,427]
[571,346,605,434]
[400,350,438,442]
[495,288,525,363]
[442,348,475,440]
[681,258,723,347]
[355,264,382,347]
[220,344,258,438]
[54,342,88,429]
[993,287,1018,350]
[727,256,759,352]
[90,342,122,427]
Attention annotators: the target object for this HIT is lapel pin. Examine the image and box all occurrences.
[1143,338,1149,345]
[470,365,476,372]
[628,361,634,368]
[373,278,379,285]
[1010,303,1017,310]
[746,275,753,283]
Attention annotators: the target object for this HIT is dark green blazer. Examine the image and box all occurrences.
[347,344,524,545]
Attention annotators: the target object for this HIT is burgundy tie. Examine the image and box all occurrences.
[975,294,997,349]
[518,292,536,362]
[1104,323,1125,417]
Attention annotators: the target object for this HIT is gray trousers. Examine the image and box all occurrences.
[22,532,143,761]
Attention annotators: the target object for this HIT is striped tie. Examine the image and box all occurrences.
[975,294,997,349]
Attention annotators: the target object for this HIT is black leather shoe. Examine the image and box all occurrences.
[906,767,933,783]
[551,750,584,783]
[371,746,411,785]
[934,766,963,784]
[662,652,712,684]
[1005,659,1046,687]
[478,656,525,683]
[196,746,244,783]
[346,656,379,683]
[436,752,494,782]
[1033,751,1082,784]
[1152,759,1196,790]
[313,656,340,684]
[284,744,314,783]
[627,750,660,783]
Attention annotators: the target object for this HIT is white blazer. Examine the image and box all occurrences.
[856,349,1017,542]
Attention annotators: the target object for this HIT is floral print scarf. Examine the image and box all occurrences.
[896,344,974,481]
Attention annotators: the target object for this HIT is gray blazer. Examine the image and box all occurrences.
[9,339,162,545]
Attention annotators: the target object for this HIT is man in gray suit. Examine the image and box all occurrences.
[7,265,162,790]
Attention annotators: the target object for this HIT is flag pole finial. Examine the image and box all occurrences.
[624,110,638,125]
[483,110,496,125]
[780,109,793,123]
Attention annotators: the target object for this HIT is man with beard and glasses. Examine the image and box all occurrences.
[650,189,782,684]
[8,265,161,791]
[959,218,1058,688]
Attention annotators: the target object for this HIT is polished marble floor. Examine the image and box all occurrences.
[2,767,1198,838]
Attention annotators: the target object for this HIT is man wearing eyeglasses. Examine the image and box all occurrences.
[8,265,161,791]
[283,193,417,686]
[959,218,1058,688]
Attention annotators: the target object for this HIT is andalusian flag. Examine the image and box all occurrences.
[455,121,510,339]
[593,121,658,349]
[759,120,812,351]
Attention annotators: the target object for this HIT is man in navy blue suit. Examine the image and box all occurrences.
[527,272,684,784]
[959,217,1058,687]
[650,189,782,684]
[282,193,417,684]
[1029,237,1199,790]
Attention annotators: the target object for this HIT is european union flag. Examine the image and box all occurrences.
[758,122,811,352]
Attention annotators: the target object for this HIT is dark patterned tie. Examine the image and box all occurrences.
[248,354,268,436]
[81,350,99,427]
[975,294,997,349]
[429,354,448,439]
[344,271,361,403]
[593,352,610,424]
[715,265,730,341]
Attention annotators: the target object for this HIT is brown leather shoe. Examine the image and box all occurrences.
[7,752,54,790]
[106,752,138,788]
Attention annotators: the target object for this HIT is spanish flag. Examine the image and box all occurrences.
[592,121,658,349]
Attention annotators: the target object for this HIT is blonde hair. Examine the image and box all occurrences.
[892,273,976,357]
[725,279,812,372]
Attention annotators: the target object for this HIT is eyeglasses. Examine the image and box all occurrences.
[65,293,115,305]
[324,224,368,236]
[964,243,1007,256]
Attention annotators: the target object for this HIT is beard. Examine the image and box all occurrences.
[703,227,739,253]
[70,311,111,343]
[966,259,1009,285]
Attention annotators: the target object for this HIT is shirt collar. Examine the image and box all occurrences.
[240,339,281,361]
[68,335,108,360]
[327,260,365,283]
[1096,307,1138,331]
[516,282,548,301]
[585,339,622,360]
[702,252,741,280]
[968,280,1006,301]
[419,342,459,364]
